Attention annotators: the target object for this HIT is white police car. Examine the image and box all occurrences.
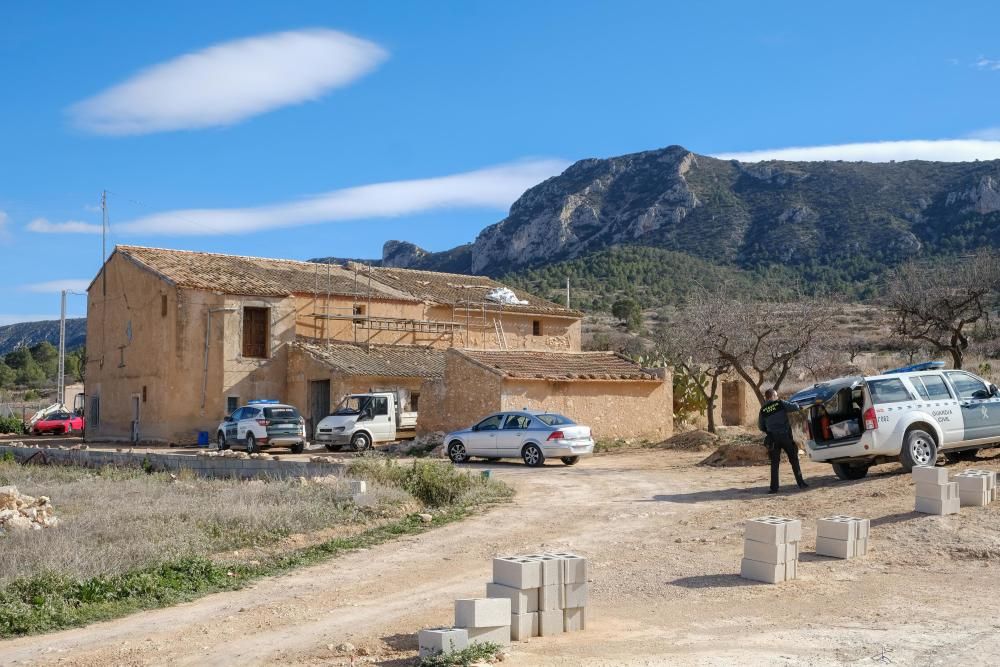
[216,400,307,454]
[791,362,1000,480]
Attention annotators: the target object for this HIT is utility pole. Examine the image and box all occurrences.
[58,289,66,406]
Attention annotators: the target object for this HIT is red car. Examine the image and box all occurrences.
[33,412,84,435]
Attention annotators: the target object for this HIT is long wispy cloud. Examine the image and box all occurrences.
[713,139,1000,162]
[18,279,92,294]
[974,56,1000,71]
[27,159,569,236]
[68,29,388,135]
[0,211,10,243]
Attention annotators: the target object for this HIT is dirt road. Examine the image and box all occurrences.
[4,449,1000,666]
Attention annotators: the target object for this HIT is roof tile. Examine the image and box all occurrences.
[457,350,658,381]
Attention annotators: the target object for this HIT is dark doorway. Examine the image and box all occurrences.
[308,380,331,437]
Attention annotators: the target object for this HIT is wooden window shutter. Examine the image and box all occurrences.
[242,307,269,358]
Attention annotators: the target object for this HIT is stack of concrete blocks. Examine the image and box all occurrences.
[740,516,801,584]
[418,628,469,659]
[486,552,588,641]
[953,469,996,507]
[453,597,511,648]
[815,516,870,559]
[913,466,960,515]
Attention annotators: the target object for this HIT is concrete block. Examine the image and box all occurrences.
[955,474,990,494]
[915,496,960,515]
[510,612,538,641]
[564,582,588,608]
[419,627,469,658]
[817,517,857,542]
[856,518,870,539]
[538,584,563,611]
[537,609,564,636]
[564,606,587,632]
[486,582,538,614]
[959,490,991,507]
[544,552,588,584]
[966,469,997,489]
[784,557,797,581]
[815,536,853,559]
[915,482,958,501]
[743,539,795,564]
[455,598,511,628]
[524,554,563,585]
[466,625,511,647]
[853,537,868,557]
[493,557,542,589]
[784,519,803,543]
[745,516,801,545]
[912,465,948,484]
[740,558,786,584]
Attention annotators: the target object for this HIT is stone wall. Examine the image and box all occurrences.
[417,352,503,434]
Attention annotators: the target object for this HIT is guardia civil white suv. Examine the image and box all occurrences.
[216,400,307,454]
[790,362,1000,480]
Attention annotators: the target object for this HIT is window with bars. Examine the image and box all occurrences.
[242,307,269,358]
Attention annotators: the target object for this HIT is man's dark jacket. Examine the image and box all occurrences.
[758,399,799,437]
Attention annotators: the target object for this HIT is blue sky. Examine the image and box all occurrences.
[3,1,1000,323]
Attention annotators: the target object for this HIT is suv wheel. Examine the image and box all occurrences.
[900,428,937,471]
[447,440,468,463]
[832,461,869,480]
[245,433,258,454]
[217,432,229,451]
[351,432,372,452]
[522,444,545,467]
[291,442,304,454]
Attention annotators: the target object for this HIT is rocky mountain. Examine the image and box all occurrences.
[0,319,86,357]
[334,145,1000,287]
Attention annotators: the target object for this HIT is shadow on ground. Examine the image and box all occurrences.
[670,573,761,589]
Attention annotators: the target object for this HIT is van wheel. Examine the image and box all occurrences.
[522,444,545,467]
[900,429,937,471]
[447,440,468,463]
[245,434,258,454]
[561,456,580,466]
[945,450,978,463]
[291,442,304,454]
[351,433,372,452]
[832,462,869,480]
[217,432,229,451]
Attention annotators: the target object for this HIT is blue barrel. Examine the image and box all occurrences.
[197,431,210,447]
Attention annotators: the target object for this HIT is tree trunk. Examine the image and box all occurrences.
[706,374,719,434]
[950,346,963,369]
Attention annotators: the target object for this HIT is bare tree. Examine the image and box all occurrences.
[686,292,834,406]
[883,250,1000,369]
[653,312,731,434]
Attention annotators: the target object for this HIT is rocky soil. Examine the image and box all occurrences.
[0,485,58,532]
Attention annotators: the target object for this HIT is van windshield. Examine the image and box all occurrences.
[334,396,372,416]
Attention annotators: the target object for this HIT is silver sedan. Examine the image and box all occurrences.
[444,411,594,467]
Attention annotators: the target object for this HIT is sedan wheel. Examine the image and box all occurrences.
[522,444,545,467]
[560,456,580,466]
[448,440,468,463]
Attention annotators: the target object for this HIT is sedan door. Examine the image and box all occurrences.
[466,414,503,456]
[497,414,532,456]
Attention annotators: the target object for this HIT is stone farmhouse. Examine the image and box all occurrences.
[85,246,672,445]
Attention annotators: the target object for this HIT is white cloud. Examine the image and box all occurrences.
[713,139,1000,162]
[68,28,388,135]
[27,218,103,234]
[966,127,1000,140]
[974,56,1000,71]
[0,211,10,243]
[18,279,92,294]
[29,159,569,236]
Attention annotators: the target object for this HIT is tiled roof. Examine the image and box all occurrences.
[110,246,575,316]
[456,350,659,381]
[115,245,406,299]
[365,265,581,316]
[294,339,446,379]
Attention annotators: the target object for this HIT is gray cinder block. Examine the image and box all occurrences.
[815,535,853,559]
[524,554,563,585]
[467,625,511,647]
[743,539,797,564]
[544,552,587,584]
[510,612,538,641]
[538,584,562,611]
[493,557,542,589]
[959,489,991,507]
[912,466,948,484]
[537,609,564,636]
[745,516,800,545]
[740,558,786,584]
[564,607,587,632]
[418,627,468,658]
[486,582,538,614]
[455,598,511,628]
[915,496,960,515]
[564,582,588,608]
[785,556,797,581]
[955,474,990,494]
[817,516,857,542]
[915,482,959,501]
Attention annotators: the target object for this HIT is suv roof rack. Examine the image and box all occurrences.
[882,361,945,375]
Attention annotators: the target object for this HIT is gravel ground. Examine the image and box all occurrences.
[3,448,1000,666]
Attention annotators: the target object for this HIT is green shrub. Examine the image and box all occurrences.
[0,416,25,435]
[419,641,504,667]
[348,458,512,508]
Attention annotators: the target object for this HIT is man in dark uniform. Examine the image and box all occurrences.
[758,388,809,494]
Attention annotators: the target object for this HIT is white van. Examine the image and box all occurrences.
[314,391,417,451]
[790,362,1000,480]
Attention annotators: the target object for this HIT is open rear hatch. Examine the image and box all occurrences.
[790,376,867,449]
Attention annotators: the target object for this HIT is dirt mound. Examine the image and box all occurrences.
[657,430,719,452]
[699,443,770,467]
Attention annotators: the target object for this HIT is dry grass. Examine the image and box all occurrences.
[0,462,412,586]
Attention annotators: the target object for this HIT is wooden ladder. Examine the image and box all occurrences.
[493,318,509,350]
